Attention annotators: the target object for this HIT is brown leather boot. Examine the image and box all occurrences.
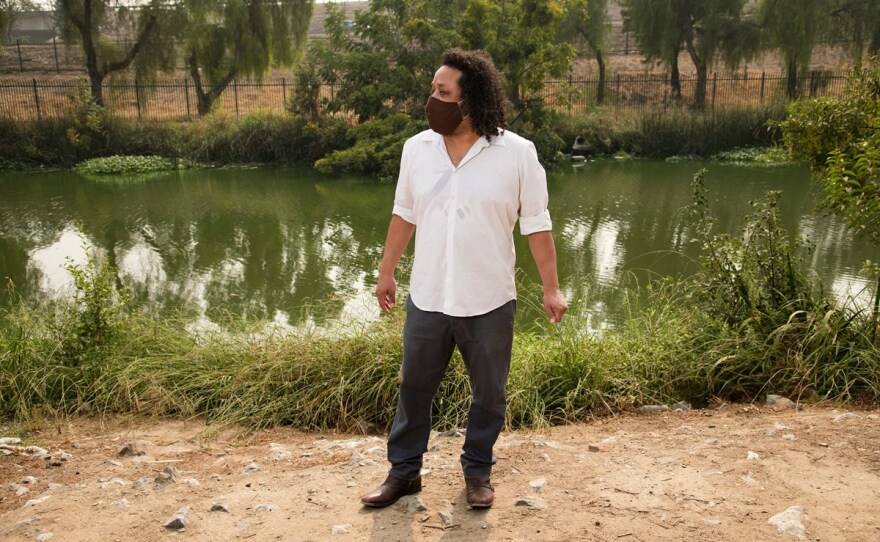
[465,477,494,508]
[361,475,422,508]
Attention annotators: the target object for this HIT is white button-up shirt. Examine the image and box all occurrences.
[392,129,552,317]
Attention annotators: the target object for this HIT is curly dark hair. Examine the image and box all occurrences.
[440,48,507,141]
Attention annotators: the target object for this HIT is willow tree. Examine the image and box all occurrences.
[622,0,755,108]
[56,0,176,105]
[828,0,880,64]
[183,0,313,115]
[758,0,831,99]
[561,0,610,104]
[1,0,12,38]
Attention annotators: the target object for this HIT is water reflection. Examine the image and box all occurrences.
[0,162,876,330]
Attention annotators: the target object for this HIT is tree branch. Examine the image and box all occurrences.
[104,10,158,74]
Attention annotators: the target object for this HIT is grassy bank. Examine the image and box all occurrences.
[2,171,877,431]
[0,102,790,174]
[1,270,876,433]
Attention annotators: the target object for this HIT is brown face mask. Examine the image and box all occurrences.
[425,96,467,135]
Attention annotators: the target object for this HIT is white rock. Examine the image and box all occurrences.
[21,476,38,485]
[397,495,427,513]
[740,474,759,486]
[243,462,261,474]
[112,498,130,507]
[768,506,807,539]
[833,412,860,422]
[515,496,548,510]
[2,519,35,536]
[10,483,29,496]
[0,437,22,445]
[783,434,796,441]
[438,510,455,528]
[253,502,278,512]
[529,478,547,492]
[163,507,190,530]
[24,496,50,507]
[747,451,760,461]
[210,503,229,513]
[705,438,720,445]
[117,441,148,457]
[331,524,351,534]
[35,533,53,541]
[268,443,292,461]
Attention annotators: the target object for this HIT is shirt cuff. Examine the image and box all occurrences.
[392,205,416,225]
[519,210,552,235]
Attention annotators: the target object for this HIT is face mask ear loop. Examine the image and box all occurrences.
[458,99,470,121]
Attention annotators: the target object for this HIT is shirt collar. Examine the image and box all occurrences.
[420,130,507,147]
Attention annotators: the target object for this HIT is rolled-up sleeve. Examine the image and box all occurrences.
[518,141,552,235]
[392,138,416,225]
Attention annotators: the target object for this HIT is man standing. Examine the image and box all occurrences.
[361,49,567,509]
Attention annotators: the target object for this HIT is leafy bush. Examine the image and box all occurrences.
[315,113,424,179]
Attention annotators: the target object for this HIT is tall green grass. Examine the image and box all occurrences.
[1,169,877,431]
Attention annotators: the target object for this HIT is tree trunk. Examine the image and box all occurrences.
[189,51,236,116]
[596,49,606,105]
[670,54,682,99]
[88,70,105,106]
[870,26,880,56]
[685,37,707,109]
[81,0,105,105]
[786,58,799,99]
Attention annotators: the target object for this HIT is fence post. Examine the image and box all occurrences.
[53,38,60,73]
[32,79,41,120]
[282,77,287,108]
[233,79,239,116]
[760,71,765,102]
[135,78,142,119]
[624,32,629,55]
[16,39,24,72]
[184,78,191,119]
[711,72,717,110]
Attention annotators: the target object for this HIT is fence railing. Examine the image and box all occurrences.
[0,71,850,122]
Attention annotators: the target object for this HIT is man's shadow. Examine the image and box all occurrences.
[438,487,491,542]
[362,488,491,542]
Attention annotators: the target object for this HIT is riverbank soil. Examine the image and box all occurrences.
[2,405,879,541]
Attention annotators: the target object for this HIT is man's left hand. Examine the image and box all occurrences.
[543,288,568,324]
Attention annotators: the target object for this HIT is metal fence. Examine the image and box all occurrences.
[0,71,850,122]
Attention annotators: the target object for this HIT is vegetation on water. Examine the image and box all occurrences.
[76,155,194,176]
[2,169,876,431]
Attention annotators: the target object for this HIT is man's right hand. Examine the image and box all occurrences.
[376,274,397,313]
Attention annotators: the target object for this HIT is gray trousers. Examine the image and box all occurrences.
[387,296,516,480]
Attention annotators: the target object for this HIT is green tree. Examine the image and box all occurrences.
[183,0,313,115]
[622,0,755,108]
[780,59,880,316]
[758,0,831,99]
[310,0,574,174]
[56,0,176,105]
[1,0,13,38]
[828,0,880,64]
[320,0,573,118]
[560,0,610,104]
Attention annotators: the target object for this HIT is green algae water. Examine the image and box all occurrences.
[0,161,875,330]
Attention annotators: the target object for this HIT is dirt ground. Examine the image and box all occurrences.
[2,404,879,542]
